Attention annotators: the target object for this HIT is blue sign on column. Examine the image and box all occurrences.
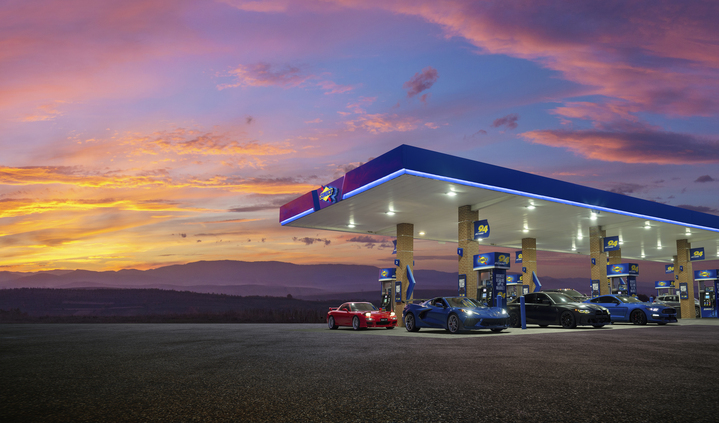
[665,264,674,274]
[679,282,689,300]
[458,274,466,297]
[603,236,620,252]
[474,219,490,239]
[690,247,705,261]
[515,251,523,263]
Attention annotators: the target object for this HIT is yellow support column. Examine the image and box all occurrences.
[522,238,537,292]
[396,223,414,321]
[458,206,479,299]
[675,239,696,319]
[590,226,609,295]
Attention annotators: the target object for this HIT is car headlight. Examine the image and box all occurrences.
[575,309,591,314]
[458,309,473,315]
[365,312,372,318]
[648,307,659,312]
[390,312,396,317]
[501,309,508,315]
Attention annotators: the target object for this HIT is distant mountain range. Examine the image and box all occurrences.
[0,260,592,300]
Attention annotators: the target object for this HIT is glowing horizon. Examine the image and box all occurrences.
[2,1,719,279]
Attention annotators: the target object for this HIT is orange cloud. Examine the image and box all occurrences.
[0,165,316,194]
[345,113,421,134]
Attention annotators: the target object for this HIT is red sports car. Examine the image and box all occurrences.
[327,302,397,330]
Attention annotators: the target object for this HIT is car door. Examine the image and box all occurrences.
[336,304,351,326]
[591,296,624,319]
[425,298,449,327]
[522,293,541,324]
[535,293,558,324]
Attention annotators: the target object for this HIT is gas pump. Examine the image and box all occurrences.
[607,263,638,296]
[478,283,493,306]
[694,269,718,318]
[378,267,397,312]
[654,280,674,299]
[473,252,510,308]
[506,273,523,302]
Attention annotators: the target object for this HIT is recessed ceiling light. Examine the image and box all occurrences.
[523,229,529,233]
[419,231,425,236]
[347,224,355,228]
[527,205,535,210]
[386,211,395,216]
[446,191,457,197]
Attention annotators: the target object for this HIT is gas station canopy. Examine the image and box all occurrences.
[280,145,719,263]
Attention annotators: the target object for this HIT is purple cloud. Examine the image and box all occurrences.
[695,175,715,183]
[492,114,519,130]
[403,67,439,98]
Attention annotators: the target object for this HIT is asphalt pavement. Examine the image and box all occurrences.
[2,320,719,422]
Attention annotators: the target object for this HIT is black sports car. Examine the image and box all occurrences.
[507,292,611,329]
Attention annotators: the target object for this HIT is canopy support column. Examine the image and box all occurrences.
[458,205,479,299]
[590,226,609,295]
[522,238,537,292]
[675,239,695,319]
[396,223,414,318]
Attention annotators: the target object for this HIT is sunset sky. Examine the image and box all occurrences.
[2,0,719,280]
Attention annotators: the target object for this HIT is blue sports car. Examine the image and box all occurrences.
[403,296,509,334]
[584,294,677,325]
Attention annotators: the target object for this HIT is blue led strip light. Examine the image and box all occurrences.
[342,169,407,200]
[280,207,315,226]
[399,168,719,233]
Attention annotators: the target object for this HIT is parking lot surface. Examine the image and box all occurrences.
[2,320,719,422]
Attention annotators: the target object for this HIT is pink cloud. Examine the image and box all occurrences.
[220,63,311,89]
[219,62,354,95]
[241,1,719,117]
[521,123,719,164]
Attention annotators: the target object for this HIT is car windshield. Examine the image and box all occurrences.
[446,297,479,308]
[559,289,585,299]
[467,298,488,308]
[350,303,377,311]
[616,295,642,303]
[546,293,576,304]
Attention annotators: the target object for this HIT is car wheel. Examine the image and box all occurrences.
[405,313,420,332]
[328,316,338,330]
[630,310,647,325]
[696,306,700,318]
[491,328,504,333]
[560,311,577,329]
[352,316,361,331]
[592,325,605,328]
[509,312,521,328]
[447,314,461,334]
